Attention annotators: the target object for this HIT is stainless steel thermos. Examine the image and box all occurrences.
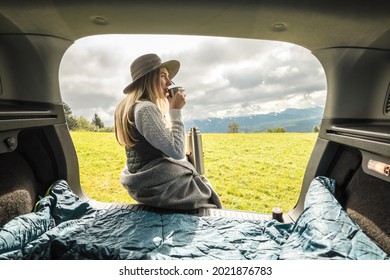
[187,127,205,175]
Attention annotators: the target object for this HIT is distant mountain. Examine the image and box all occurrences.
[184,107,324,133]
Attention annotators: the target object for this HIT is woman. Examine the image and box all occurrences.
[115,53,222,210]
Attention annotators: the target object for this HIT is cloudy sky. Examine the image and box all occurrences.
[59,34,326,127]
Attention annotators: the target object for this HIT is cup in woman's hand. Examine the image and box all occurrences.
[168,86,184,97]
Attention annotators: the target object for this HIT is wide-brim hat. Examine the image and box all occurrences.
[123,53,180,93]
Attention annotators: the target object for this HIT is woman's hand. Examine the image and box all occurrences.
[168,88,186,109]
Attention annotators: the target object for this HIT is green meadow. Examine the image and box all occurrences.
[70,131,318,214]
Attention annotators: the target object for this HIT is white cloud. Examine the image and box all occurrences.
[59,34,326,126]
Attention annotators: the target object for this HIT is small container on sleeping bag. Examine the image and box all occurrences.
[272,207,284,222]
[187,127,205,175]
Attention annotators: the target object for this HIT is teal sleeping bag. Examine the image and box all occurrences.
[0,177,388,259]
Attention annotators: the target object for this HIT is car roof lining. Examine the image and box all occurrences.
[1,0,390,51]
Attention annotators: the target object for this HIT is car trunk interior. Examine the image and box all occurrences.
[0,1,389,256]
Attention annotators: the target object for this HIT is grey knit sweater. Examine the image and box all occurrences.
[133,101,186,160]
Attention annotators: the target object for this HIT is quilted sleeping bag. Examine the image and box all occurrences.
[0,177,388,260]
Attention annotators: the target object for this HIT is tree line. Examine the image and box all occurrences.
[227,121,320,133]
[64,103,114,132]
[228,121,286,133]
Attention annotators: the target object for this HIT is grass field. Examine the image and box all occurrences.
[70,131,318,213]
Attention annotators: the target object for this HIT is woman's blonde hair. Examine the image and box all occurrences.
[115,69,168,148]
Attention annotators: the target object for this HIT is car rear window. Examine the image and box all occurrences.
[59,34,326,213]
